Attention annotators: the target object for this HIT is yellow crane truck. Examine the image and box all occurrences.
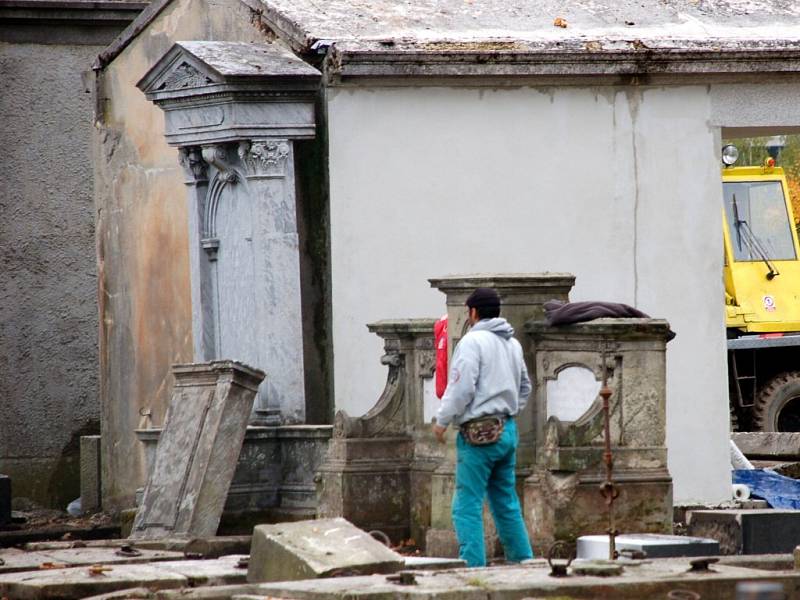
[723,144,800,431]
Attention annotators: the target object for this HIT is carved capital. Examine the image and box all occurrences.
[201,144,238,183]
[238,140,290,178]
[178,147,208,183]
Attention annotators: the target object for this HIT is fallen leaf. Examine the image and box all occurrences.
[553,16,568,28]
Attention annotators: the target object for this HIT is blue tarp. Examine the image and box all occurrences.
[733,469,800,510]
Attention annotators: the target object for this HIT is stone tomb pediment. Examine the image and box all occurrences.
[137,41,321,146]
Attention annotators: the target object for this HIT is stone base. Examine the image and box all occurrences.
[525,471,672,554]
[316,437,413,544]
[136,425,332,516]
[688,509,800,555]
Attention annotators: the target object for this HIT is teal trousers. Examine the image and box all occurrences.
[452,418,533,567]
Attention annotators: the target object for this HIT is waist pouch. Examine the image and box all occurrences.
[460,416,505,446]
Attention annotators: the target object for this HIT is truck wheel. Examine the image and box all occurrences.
[752,371,800,432]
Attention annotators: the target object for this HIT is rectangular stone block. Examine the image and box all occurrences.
[131,361,264,540]
[0,475,9,525]
[688,509,800,555]
[731,432,800,459]
[247,518,404,583]
[80,436,102,514]
[577,534,719,559]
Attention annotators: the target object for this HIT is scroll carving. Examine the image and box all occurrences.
[238,140,290,177]
[333,352,408,439]
[201,145,238,183]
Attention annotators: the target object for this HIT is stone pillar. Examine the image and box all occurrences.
[316,319,436,543]
[523,318,673,554]
[425,274,575,556]
[138,41,321,425]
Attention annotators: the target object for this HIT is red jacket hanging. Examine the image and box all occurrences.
[434,315,448,399]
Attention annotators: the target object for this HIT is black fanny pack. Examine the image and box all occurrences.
[460,416,505,446]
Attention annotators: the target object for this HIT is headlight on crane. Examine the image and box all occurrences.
[722,144,739,167]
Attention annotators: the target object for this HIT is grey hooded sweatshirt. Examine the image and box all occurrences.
[435,318,532,428]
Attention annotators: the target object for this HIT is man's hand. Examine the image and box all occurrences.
[433,423,448,444]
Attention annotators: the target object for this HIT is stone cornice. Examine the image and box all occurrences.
[325,44,800,85]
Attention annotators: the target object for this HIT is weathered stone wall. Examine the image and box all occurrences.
[0,40,105,507]
[94,0,333,510]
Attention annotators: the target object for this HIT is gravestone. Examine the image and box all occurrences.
[130,361,264,540]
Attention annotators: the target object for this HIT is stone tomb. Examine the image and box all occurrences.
[131,361,264,540]
[524,317,674,552]
[138,41,321,425]
[317,273,674,557]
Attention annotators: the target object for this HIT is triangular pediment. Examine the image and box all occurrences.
[137,44,222,96]
[137,41,321,100]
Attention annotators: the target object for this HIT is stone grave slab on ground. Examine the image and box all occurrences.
[131,361,264,540]
[234,560,800,600]
[577,533,720,559]
[247,518,404,582]
[151,555,249,587]
[0,564,187,599]
[688,509,800,554]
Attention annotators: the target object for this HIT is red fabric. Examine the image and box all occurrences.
[434,315,448,399]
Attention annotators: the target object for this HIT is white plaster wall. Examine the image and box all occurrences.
[327,84,730,504]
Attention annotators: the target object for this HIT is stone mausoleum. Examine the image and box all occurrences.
[92,0,800,514]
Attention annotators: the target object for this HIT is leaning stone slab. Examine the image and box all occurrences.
[131,361,265,540]
[247,518,404,583]
[0,564,187,599]
[688,509,800,555]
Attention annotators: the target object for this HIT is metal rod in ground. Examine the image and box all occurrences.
[599,343,619,561]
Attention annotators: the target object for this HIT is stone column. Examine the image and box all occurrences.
[425,273,575,556]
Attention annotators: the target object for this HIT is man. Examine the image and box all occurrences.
[433,287,533,567]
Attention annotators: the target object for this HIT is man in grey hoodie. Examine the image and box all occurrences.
[433,287,533,567]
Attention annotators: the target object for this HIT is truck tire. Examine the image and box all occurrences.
[752,371,800,432]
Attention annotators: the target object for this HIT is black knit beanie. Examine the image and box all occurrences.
[465,287,500,309]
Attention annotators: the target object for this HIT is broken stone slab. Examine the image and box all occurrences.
[688,509,800,555]
[731,433,800,459]
[577,533,719,559]
[131,361,265,540]
[0,564,187,600]
[247,518,404,583]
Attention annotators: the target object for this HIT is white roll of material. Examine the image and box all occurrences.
[732,483,751,501]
